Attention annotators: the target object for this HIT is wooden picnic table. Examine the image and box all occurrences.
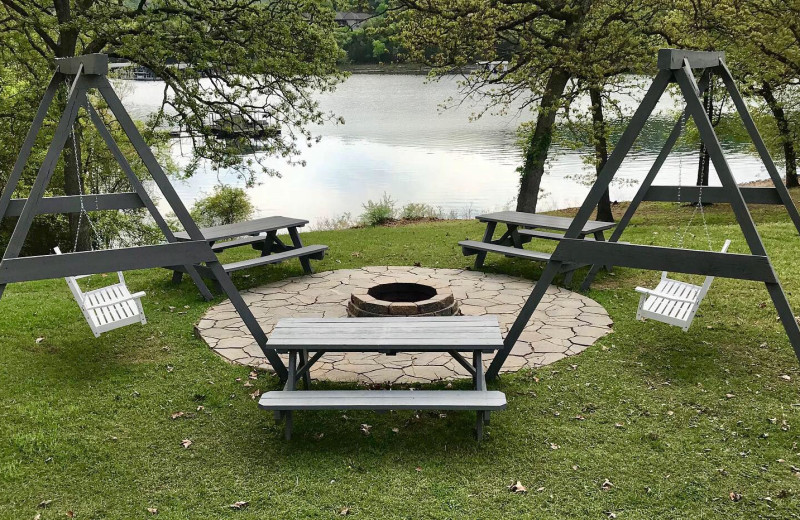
[258,316,507,440]
[170,216,327,289]
[459,211,615,286]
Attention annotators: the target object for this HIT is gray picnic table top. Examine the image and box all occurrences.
[476,211,615,234]
[173,215,308,242]
[268,316,503,352]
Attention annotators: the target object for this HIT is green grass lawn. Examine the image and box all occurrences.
[2,198,800,519]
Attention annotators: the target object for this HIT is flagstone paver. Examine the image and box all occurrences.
[196,267,612,383]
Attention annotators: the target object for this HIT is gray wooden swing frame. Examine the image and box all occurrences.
[486,49,800,380]
[0,54,288,380]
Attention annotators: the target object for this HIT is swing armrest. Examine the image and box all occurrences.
[635,287,697,304]
[84,291,146,311]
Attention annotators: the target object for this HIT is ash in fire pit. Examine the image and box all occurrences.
[349,282,459,317]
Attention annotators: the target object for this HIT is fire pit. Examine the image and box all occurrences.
[348,282,459,317]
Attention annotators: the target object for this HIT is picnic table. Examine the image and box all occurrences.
[258,316,507,440]
[459,211,615,286]
[170,216,327,289]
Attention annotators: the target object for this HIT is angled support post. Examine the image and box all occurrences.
[84,100,214,301]
[717,61,800,235]
[95,76,287,379]
[675,62,800,362]
[487,69,673,381]
[580,69,713,291]
[0,68,87,299]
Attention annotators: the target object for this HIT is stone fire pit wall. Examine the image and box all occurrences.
[348,282,459,317]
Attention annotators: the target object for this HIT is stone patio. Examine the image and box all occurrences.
[196,267,612,383]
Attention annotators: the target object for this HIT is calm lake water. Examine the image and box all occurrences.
[119,74,770,227]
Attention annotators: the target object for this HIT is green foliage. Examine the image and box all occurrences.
[0,0,344,182]
[400,202,440,220]
[372,39,388,60]
[360,192,396,225]
[190,185,254,228]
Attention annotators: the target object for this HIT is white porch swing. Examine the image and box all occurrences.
[55,120,146,337]
[635,90,731,331]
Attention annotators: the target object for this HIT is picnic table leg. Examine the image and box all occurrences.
[594,231,613,272]
[287,227,313,274]
[563,269,575,288]
[300,349,311,390]
[474,222,497,269]
[473,350,486,440]
[509,225,523,249]
[283,350,298,440]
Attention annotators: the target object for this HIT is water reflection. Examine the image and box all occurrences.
[117,74,770,227]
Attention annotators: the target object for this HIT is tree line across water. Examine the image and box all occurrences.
[2,0,800,252]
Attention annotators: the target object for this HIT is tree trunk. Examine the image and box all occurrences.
[590,87,614,222]
[761,82,799,188]
[516,68,571,213]
[54,4,91,251]
[63,131,92,252]
[696,89,712,187]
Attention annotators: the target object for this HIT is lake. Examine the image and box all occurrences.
[119,74,770,227]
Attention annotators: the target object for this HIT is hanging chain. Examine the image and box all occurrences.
[68,90,102,252]
[697,76,713,251]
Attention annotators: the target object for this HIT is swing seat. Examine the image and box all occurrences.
[635,240,731,331]
[54,247,147,337]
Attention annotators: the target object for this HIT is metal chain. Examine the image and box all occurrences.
[67,87,102,252]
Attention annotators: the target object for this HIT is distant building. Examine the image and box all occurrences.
[335,11,371,29]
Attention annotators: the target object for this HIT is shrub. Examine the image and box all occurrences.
[190,185,254,227]
[360,193,396,226]
[401,202,441,220]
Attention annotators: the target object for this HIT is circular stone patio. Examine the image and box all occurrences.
[196,267,612,383]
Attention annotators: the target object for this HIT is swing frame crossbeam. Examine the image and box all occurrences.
[485,49,800,380]
[0,53,288,380]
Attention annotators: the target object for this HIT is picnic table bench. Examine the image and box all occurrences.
[258,316,507,440]
[170,216,327,290]
[459,211,615,286]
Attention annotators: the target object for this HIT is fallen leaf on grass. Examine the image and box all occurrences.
[170,412,185,420]
[35,337,45,344]
[67,511,75,518]
[360,424,372,436]
[250,390,261,400]
[166,365,174,373]
[229,501,249,510]
[549,443,560,450]
[33,514,41,520]
[508,481,527,493]
[391,427,399,434]
[146,507,158,515]
[725,394,735,399]
[605,512,617,519]
[601,479,614,491]
[37,500,52,508]
[781,375,792,381]
[196,405,205,412]
[339,506,351,515]
[729,492,742,502]
[181,439,192,449]
[248,371,258,380]
[313,433,324,441]
[415,466,422,472]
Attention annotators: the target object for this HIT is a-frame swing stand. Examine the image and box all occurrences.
[0,54,288,380]
[487,49,800,380]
